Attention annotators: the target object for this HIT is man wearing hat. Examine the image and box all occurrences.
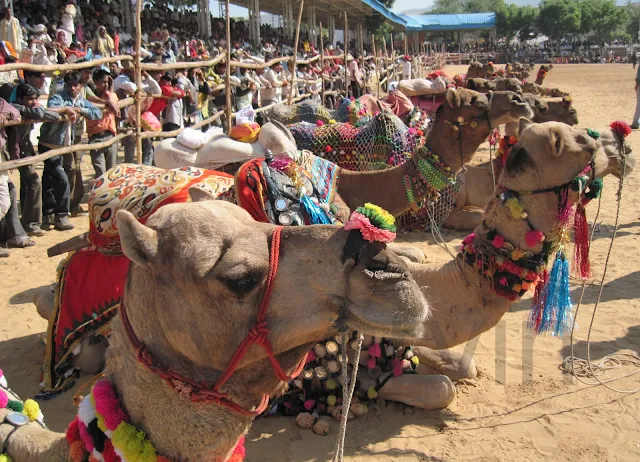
[401,55,412,81]
[0,8,22,54]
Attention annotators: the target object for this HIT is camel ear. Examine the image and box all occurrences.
[548,127,565,157]
[118,210,160,272]
[518,118,533,135]
[446,89,461,109]
[188,187,217,203]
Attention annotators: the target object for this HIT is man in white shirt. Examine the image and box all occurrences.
[0,8,23,53]
[262,62,286,107]
[402,55,412,81]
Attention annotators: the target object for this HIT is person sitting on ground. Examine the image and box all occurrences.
[6,83,61,236]
[39,71,102,231]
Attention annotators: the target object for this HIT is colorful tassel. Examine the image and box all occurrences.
[573,203,591,279]
[368,343,381,358]
[367,357,376,370]
[300,195,332,225]
[528,252,573,336]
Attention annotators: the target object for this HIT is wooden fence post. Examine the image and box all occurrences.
[343,12,348,98]
[134,0,143,164]
[225,0,232,132]
[289,0,304,105]
[320,22,325,106]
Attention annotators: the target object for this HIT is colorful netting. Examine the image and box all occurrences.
[289,112,422,171]
[334,97,373,127]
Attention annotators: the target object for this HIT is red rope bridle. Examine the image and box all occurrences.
[120,226,307,417]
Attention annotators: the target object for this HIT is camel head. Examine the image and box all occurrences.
[487,90,534,126]
[257,121,297,157]
[597,125,636,178]
[466,78,496,93]
[502,120,602,195]
[495,78,523,93]
[524,94,579,126]
[116,196,429,376]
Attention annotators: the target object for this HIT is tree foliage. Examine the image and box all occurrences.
[536,0,581,39]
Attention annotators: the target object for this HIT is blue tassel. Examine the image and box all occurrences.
[529,251,573,336]
[300,195,332,225]
[553,257,573,337]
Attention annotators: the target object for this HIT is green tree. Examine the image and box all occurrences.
[580,0,629,41]
[537,0,581,39]
[626,1,640,41]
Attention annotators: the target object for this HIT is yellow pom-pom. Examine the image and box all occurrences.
[410,356,420,366]
[367,386,378,400]
[327,395,337,407]
[325,378,337,390]
[23,399,40,422]
[329,119,336,124]
[511,248,526,261]
[0,454,14,462]
[112,422,157,462]
[504,197,525,220]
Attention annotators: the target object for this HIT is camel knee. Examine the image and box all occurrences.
[412,346,477,381]
[33,285,55,321]
[376,374,456,410]
[443,208,484,231]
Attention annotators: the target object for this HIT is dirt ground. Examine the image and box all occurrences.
[1,64,640,461]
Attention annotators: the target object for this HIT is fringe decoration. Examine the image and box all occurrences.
[300,195,332,225]
[528,252,573,336]
[572,202,591,279]
[557,189,574,226]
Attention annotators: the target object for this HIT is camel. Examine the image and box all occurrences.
[505,62,534,81]
[376,120,631,404]
[2,198,429,461]
[505,95,578,137]
[522,81,569,98]
[467,77,522,94]
[153,121,298,171]
[466,61,496,79]
[535,64,553,85]
[444,122,635,231]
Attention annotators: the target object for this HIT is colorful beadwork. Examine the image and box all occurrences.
[403,146,457,209]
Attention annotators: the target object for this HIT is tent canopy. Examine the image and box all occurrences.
[399,13,496,32]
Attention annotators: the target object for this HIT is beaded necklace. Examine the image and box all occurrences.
[403,145,457,210]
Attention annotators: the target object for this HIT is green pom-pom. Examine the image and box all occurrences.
[7,400,23,412]
[585,178,604,200]
[587,128,600,140]
[571,176,588,192]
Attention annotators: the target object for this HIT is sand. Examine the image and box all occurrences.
[1,64,640,461]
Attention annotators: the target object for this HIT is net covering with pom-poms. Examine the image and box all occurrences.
[289,112,422,171]
[267,100,335,125]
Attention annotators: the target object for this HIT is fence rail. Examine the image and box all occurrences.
[0,1,443,173]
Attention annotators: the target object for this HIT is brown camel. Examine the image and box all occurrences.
[2,198,429,461]
[535,64,553,85]
[444,123,635,231]
[466,77,496,92]
[374,120,630,406]
[505,95,578,137]
[523,82,569,97]
[505,62,534,81]
[466,61,496,79]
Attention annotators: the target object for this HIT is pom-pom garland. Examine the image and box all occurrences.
[345,203,397,243]
[67,378,246,461]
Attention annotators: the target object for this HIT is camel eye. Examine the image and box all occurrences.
[220,271,263,294]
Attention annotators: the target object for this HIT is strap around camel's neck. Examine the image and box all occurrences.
[120,226,307,417]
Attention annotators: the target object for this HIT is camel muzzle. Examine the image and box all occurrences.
[341,230,409,279]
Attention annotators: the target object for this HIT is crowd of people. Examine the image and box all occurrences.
[0,1,407,257]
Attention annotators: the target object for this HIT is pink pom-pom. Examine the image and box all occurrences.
[0,390,8,408]
[610,121,632,139]
[368,343,381,358]
[344,211,397,243]
[325,145,333,153]
[367,357,376,370]
[304,399,316,411]
[492,235,505,248]
[392,358,403,377]
[66,418,81,444]
[316,120,324,126]
[461,233,475,245]
[92,380,129,430]
[306,350,316,363]
[525,230,545,246]
[232,436,246,458]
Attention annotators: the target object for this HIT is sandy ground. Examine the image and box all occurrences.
[1,64,640,461]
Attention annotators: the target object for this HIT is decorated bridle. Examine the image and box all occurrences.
[461,129,604,336]
[120,226,306,417]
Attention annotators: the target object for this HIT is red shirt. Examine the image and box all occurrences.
[148,84,175,117]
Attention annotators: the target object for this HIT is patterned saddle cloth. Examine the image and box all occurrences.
[41,164,236,396]
[235,151,341,226]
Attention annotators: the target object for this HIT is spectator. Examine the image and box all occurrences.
[7,83,61,235]
[92,25,115,58]
[39,71,102,231]
[262,61,286,106]
[401,55,412,81]
[86,68,118,179]
[0,8,23,54]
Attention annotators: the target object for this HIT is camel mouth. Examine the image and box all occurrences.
[347,302,426,338]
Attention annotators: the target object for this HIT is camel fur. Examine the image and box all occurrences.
[5,198,429,461]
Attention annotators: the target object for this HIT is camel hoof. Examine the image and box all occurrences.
[377,374,456,410]
[412,347,477,381]
[33,285,55,321]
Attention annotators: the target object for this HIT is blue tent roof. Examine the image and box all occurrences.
[399,13,497,31]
